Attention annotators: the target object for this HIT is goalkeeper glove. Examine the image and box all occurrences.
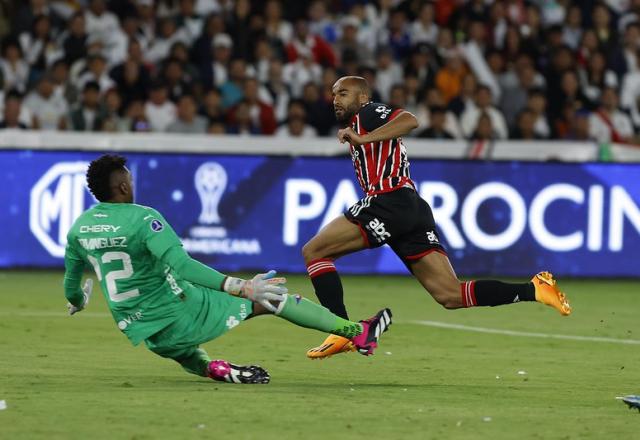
[67,279,93,315]
[223,270,287,312]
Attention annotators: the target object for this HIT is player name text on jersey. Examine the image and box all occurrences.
[77,237,128,250]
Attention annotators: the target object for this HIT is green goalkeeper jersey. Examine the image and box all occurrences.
[65,202,194,345]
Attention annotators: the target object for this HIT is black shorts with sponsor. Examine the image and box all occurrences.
[344,188,446,262]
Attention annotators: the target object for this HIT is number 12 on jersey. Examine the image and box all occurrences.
[88,251,140,302]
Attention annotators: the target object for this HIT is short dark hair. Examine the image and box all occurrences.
[476,84,492,95]
[83,81,100,93]
[86,154,127,202]
[5,88,23,101]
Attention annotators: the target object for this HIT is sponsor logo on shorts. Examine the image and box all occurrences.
[150,219,164,232]
[226,316,240,329]
[294,294,302,304]
[368,218,391,242]
[117,311,144,331]
[239,303,248,320]
[426,231,439,244]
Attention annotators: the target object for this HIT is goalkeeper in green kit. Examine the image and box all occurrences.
[63,154,392,384]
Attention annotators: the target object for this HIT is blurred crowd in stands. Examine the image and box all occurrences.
[0,0,640,144]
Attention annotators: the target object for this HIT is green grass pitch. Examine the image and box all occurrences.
[1,271,639,439]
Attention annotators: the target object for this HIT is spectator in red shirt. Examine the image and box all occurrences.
[285,19,336,68]
[227,77,276,135]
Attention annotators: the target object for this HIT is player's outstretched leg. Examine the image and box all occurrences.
[302,215,370,359]
[306,308,393,358]
[207,360,270,384]
[268,294,392,359]
[458,273,571,315]
[530,271,571,315]
[410,253,571,315]
[148,345,271,385]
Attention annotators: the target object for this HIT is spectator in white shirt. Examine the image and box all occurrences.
[562,4,583,50]
[107,16,146,67]
[589,87,634,143]
[195,0,226,16]
[19,14,59,74]
[580,50,619,104]
[253,38,273,83]
[84,0,121,60]
[461,84,508,139]
[410,2,439,46]
[619,58,640,126]
[210,33,233,88]
[50,59,76,104]
[282,47,322,98]
[144,81,177,132]
[135,0,156,45]
[0,38,30,93]
[334,16,373,66]
[263,59,291,123]
[617,0,640,33]
[145,17,190,65]
[175,0,204,45]
[264,0,293,45]
[374,46,403,102]
[613,21,640,76]
[527,88,551,139]
[23,75,68,130]
[77,53,116,93]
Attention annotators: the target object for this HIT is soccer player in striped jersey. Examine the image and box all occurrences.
[63,154,392,384]
[303,76,571,359]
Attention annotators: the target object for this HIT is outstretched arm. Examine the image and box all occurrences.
[159,246,287,311]
[159,246,227,290]
[143,209,228,290]
[337,111,418,145]
[63,254,85,308]
[63,242,93,315]
[144,208,287,309]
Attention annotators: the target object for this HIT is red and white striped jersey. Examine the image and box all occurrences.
[349,102,415,196]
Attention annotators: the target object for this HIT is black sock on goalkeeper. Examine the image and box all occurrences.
[460,280,535,307]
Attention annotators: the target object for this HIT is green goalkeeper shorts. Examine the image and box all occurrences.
[144,285,253,360]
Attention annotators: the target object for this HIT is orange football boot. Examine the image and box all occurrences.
[306,334,356,359]
[531,271,571,316]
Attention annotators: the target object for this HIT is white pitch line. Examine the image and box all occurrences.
[3,313,639,346]
[410,320,640,345]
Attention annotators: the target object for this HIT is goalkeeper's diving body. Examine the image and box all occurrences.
[63,154,392,384]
